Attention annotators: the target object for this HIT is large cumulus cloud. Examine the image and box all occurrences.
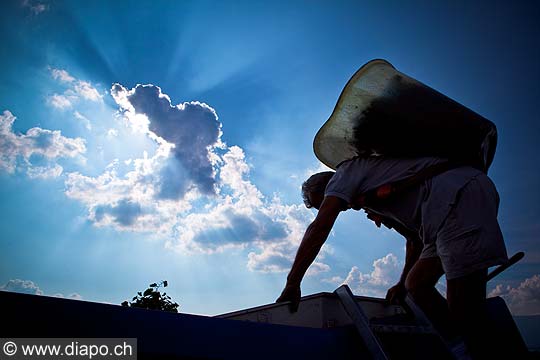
[111,84,221,199]
[65,83,328,274]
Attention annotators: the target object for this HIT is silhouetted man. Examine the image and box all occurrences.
[277,155,508,358]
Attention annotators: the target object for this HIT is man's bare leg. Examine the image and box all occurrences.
[405,257,453,338]
[446,269,489,359]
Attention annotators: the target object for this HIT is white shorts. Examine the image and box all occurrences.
[419,174,508,280]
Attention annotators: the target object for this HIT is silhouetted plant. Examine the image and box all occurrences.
[121,280,179,313]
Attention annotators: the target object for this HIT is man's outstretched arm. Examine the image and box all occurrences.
[276,196,345,311]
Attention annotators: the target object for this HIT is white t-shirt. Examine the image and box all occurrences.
[325,156,482,242]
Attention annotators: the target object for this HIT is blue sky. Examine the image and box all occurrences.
[1,0,539,317]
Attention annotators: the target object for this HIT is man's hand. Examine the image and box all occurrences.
[386,282,407,304]
[276,283,301,313]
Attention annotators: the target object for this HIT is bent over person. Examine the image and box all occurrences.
[276,156,508,358]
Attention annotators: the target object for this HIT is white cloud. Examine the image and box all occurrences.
[48,94,72,109]
[53,292,83,300]
[65,141,196,235]
[51,68,75,83]
[67,293,83,300]
[107,128,118,138]
[74,111,91,130]
[489,274,540,316]
[324,253,401,297]
[247,248,292,273]
[73,81,102,102]
[0,279,83,300]
[166,149,316,264]
[219,146,262,203]
[307,262,331,276]
[27,164,63,179]
[322,275,345,284]
[0,279,43,295]
[167,147,322,272]
[0,110,86,176]
[48,68,103,109]
[22,0,48,15]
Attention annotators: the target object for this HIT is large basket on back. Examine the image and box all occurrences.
[314,59,497,172]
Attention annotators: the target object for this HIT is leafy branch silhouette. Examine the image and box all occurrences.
[122,280,179,313]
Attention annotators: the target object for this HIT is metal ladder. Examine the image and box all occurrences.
[333,252,525,360]
[335,284,459,360]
